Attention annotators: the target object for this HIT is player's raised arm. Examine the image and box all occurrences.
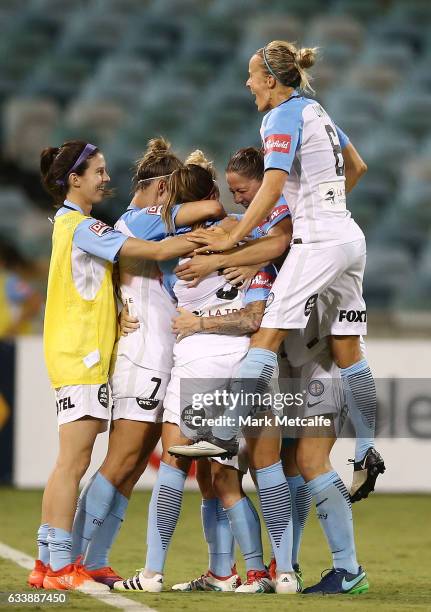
[120,234,194,261]
[175,217,291,281]
[174,199,226,226]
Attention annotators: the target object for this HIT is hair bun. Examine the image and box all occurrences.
[147,137,172,155]
[296,47,317,69]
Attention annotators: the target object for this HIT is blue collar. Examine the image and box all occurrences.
[277,90,301,108]
[63,199,85,214]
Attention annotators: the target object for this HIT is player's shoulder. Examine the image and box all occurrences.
[76,217,114,238]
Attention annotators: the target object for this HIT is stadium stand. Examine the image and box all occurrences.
[0,0,430,316]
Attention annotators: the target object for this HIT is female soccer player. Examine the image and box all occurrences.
[28,140,209,592]
[114,153,289,594]
[175,41,382,512]
[70,140,225,588]
[172,141,371,595]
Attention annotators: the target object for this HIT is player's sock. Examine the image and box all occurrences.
[47,527,72,571]
[340,359,376,461]
[255,461,293,572]
[225,496,265,571]
[201,498,234,577]
[84,489,129,570]
[213,348,278,441]
[307,470,359,574]
[287,475,312,567]
[37,523,50,565]
[146,461,187,574]
[71,472,116,561]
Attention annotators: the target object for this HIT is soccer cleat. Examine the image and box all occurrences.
[113,569,163,592]
[302,566,369,595]
[168,436,239,459]
[42,563,110,592]
[268,558,276,581]
[350,447,386,503]
[172,569,241,592]
[275,571,302,594]
[27,560,48,588]
[85,566,123,589]
[235,570,274,593]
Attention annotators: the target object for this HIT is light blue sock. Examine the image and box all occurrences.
[47,527,72,571]
[213,348,278,441]
[225,497,265,572]
[287,475,312,567]
[341,359,376,461]
[308,470,359,574]
[145,461,187,574]
[201,498,233,577]
[85,490,129,570]
[37,523,50,565]
[255,461,293,573]
[71,472,116,562]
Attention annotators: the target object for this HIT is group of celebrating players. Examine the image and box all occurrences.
[27,39,385,597]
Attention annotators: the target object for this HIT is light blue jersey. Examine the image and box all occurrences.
[261,92,363,246]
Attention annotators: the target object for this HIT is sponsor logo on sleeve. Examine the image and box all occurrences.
[145,205,163,215]
[89,221,114,236]
[268,204,290,223]
[264,134,292,155]
[250,271,275,290]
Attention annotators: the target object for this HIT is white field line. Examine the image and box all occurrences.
[0,541,157,612]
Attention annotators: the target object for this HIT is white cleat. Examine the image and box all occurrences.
[168,438,237,459]
[172,570,241,592]
[113,570,163,592]
[235,570,274,593]
[275,571,301,594]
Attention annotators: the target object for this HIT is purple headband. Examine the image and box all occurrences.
[56,143,97,186]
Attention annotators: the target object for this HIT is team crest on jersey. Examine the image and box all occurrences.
[145,205,163,215]
[250,271,274,290]
[89,221,114,236]
[308,379,325,397]
[264,134,291,155]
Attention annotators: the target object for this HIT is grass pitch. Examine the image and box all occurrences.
[0,488,430,611]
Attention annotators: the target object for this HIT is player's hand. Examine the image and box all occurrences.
[172,307,201,342]
[223,264,261,286]
[174,254,220,283]
[119,305,139,336]
[187,227,236,254]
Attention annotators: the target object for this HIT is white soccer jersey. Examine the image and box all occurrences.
[113,213,177,374]
[169,261,275,366]
[261,92,364,246]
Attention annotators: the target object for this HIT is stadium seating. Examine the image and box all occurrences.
[0,0,430,312]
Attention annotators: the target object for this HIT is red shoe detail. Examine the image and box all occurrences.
[27,560,48,589]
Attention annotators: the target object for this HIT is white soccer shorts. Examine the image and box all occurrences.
[110,355,168,423]
[55,383,110,431]
[163,352,246,429]
[262,238,367,335]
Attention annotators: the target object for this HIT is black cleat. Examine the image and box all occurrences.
[168,435,239,459]
[350,447,386,503]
